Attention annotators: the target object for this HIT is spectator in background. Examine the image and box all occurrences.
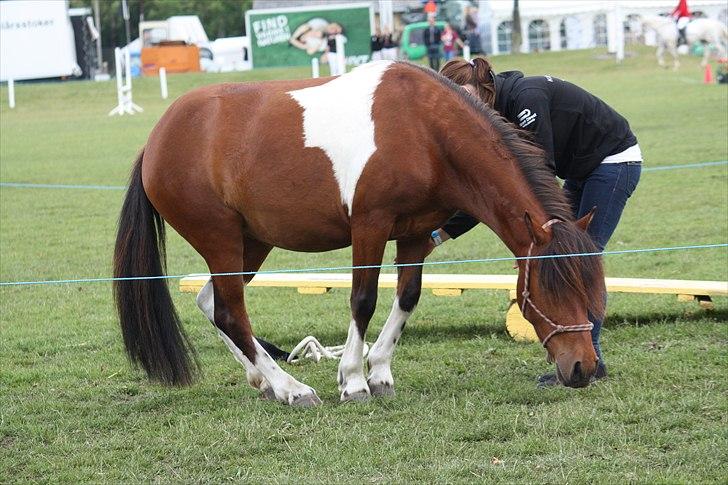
[442,23,464,61]
[423,15,442,71]
[371,28,383,61]
[381,28,399,60]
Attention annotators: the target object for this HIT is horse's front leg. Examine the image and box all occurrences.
[367,236,429,397]
[338,222,391,402]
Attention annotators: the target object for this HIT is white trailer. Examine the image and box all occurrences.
[0,0,80,82]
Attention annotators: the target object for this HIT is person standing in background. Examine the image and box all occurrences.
[423,15,442,71]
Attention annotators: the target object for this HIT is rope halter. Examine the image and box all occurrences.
[520,219,594,348]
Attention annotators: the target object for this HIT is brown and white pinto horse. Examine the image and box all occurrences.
[113,61,605,406]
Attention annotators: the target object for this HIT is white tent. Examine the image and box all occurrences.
[478,0,728,55]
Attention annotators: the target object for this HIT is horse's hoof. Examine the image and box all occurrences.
[368,382,395,397]
[291,393,322,407]
[341,390,370,403]
[259,386,276,401]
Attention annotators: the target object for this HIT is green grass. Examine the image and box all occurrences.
[1,46,727,483]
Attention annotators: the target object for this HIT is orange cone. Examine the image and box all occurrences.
[704,63,714,84]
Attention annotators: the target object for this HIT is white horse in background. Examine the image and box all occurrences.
[639,15,728,69]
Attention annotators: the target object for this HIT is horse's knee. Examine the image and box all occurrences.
[213,305,256,360]
[351,290,377,326]
[398,275,422,313]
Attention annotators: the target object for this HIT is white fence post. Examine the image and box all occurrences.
[335,34,346,75]
[463,44,471,61]
[311,58,320,78]
[8,79,15,109]
[159,67,168,99]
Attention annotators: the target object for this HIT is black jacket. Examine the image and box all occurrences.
[423,26,441,46]
[443,71,638,239]
[493,71,637,180]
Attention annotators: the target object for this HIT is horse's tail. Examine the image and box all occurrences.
[113,150,198,386]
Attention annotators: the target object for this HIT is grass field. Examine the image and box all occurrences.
[1,46,727,483]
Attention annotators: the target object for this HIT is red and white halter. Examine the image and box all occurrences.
[521,219,594,348]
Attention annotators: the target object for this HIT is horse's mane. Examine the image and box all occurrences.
[407,62,605,317]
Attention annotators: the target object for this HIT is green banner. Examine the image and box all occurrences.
[245,3,373,69]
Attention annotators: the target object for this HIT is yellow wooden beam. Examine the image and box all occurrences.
[179,273,726,343]
[180,273,727,298]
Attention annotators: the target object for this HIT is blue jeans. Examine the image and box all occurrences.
[563,161,641,362]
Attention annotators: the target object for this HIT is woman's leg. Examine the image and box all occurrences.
[573,162,641,365]
[540,163,640,386]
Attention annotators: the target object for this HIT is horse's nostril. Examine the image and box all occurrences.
[573,361,583,380]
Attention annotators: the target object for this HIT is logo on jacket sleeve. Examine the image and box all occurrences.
[517,108,537,128]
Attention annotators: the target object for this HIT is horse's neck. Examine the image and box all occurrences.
[439,120,549,256]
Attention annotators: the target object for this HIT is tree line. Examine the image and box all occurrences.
[70,0,253,48]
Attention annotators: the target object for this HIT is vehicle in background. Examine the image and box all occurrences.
[399,20,446,60]
[137,16,250,76]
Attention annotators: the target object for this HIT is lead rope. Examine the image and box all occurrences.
[521,219,594,348]
[286,336,369,364]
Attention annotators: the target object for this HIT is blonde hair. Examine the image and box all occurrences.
[440,57,496,107]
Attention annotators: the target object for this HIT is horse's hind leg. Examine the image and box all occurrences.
[196,237,275,399]
[367,236,429,397]
[199,229,320,406]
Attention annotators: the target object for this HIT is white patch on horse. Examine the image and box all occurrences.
[288,60,394,215]
[338,319,369,400]
[367,298,411,390]
[195,279,269,392]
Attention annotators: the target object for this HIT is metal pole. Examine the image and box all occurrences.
[122,0,131,47]
[615,2,625,63]
[93,0,102,71]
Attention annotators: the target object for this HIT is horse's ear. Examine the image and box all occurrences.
[524,211,548,245]
[575,207,597,232]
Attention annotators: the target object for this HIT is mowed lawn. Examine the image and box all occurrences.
[1,46,727,483]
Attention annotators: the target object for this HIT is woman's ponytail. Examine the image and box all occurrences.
[440,56,496,107]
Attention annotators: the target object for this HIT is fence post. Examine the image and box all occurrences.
[311,58,320,78]
[335,34,346,75]
[8,79,15,109]
[159,67,168,99]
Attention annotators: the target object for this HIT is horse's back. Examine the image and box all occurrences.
[140,62,452,251]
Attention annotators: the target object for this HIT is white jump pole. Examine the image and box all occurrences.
[311,58,320,78]
[463,44,471,61]
[109,47,143,116]
[8,79,15,109]
[159,67,168,99]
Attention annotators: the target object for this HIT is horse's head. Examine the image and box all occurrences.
[516,211,605,388]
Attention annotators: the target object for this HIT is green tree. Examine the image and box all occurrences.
[71,0,253,49]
